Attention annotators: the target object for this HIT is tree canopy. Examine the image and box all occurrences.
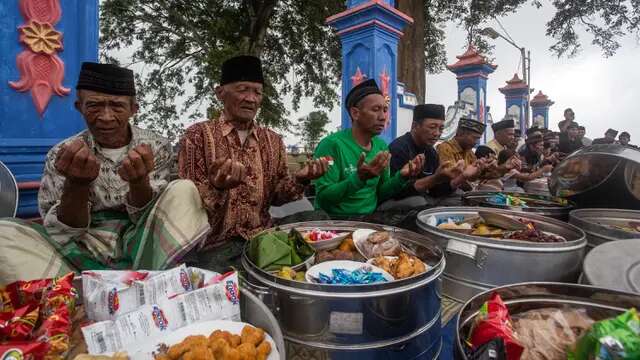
[292,111,331,153]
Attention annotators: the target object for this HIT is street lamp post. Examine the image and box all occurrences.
[481,27,532,127]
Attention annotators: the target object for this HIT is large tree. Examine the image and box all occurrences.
[293,111,331,153]
[100,0,344,140]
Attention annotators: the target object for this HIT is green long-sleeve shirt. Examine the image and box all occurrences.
[313,129,407,216]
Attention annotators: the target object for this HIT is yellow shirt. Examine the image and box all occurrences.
[437,139,477,167]
[487,139,505,154]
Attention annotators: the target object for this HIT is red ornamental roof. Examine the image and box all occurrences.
[530,90,555,106]
[499,73,528,92]
[447,45,497,71]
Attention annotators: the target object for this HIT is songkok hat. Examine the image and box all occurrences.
[220,55,264,86]
[526,126,541,137]
[491,119,515,132]
[413,104,445,122]
[76,62,135,96]
[526,133,544,145]
[543,132,558,141]
[606,128,619,136]
[345,79,382,110]
[458,117,486,134]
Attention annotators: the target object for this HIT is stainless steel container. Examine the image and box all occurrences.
[462,191,574,221]
[582,239,640,294]
[241,221,445,360]
[570,208,640,249]
[416,207,587,302]
[455,282,640,359]
[549,144,640,209]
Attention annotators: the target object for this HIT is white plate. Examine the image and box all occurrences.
[120,320,280,360]
[304,232,350,251]
[351,229,377,259]
[305,260,393,284]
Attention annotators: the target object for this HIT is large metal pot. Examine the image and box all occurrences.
[416,207,587,302]
[549,144,640,209]
[462,191,574,221]
[455,282,640,359]
[581,239,640,294]
[570,208,640,249]
[241,221,445,360]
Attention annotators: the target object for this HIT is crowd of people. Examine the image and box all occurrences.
[0,55,637,283]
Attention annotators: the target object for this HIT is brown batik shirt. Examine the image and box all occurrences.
[178,115,305,249]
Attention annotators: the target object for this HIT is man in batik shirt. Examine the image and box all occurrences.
[178,55,329,271]
[0,63,210,284]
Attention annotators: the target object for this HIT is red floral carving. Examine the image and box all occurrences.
[379,68,391,128]
[351,67,367,87]
[9,0,67,117]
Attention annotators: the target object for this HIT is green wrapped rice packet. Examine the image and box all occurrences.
[569,308,640,360]
[249,228,315,271]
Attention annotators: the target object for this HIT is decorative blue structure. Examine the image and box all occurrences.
[530,90,554,129]
[447,45,497,144]
[326,0,413,143]
[0,0,99,217]
[498,74,530,134]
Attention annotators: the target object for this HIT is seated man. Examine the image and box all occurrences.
[312,79,424,217]
[178,55,328,271]
[487,119,515,154]
[0,63,209,284]
[558,122,584,154]
[519,133,554,173]
[592,128,619,145]
[380,104,465,210]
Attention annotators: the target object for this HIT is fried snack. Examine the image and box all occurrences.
[73,353,129,360]
[222,346,241,360]
[209,330,233,345]
[338,237,356,252]
[240,326,265,347]
[183,346,213,360]
[256,341,271,360]
[236,343,257,360]
[395,253,415,279]
[167,335,208,360]
[230,334,242,348]
[372,252,427,280]
[372,256,393,274]
[209,338,230,359]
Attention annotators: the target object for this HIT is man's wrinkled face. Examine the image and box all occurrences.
[495,128,515,147]
[216,81,263,123]
[413,118,444,146]
[75,90,137,148]
[458,130,482,150]
[350,94,388,136]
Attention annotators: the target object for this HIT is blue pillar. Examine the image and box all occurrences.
[326,0,412,143]
[447,45,497,144]
[530,91,554,129]
[498,74,530,134]
[0,0,99,217]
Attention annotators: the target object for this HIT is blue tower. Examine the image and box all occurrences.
[447,45,497,144]
[0,0,98,217]
[326,0,413,143]
[530,90,554,129]
[498,74,530,134]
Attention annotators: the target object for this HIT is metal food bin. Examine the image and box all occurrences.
[462,190,574,221]
[570,208,640,249]
[416,207,586,302]
[241,221,445,360]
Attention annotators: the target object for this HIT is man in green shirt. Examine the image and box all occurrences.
[313,79,424,217]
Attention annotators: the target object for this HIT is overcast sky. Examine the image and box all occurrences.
[283,1,640,145]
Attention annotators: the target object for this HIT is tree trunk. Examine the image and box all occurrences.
[247,0,278,55]
[397,0,426,103]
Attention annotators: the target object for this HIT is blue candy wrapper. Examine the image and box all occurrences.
[317,267,387,285]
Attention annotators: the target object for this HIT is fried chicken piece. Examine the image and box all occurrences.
[167,335,208,360]
[221,347,241,360]
[229,334,242,348]
[241,326,265,347]
[338,237,355,252]
[373,256,393,274]
[236,343,257,360]
[412,257,426,275]
[209,338,231,359]
[154,355,170,360]
[183,346,214,360]
[395,253,415,279]
[256,341,272,360]
[209,330,233,345]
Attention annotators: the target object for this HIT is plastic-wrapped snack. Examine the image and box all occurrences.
[5,278,52,308]
[3,304,40,341]
[42,272,77,318]
[318,268,387,285]
[569,308,640,360]
[36,303,72,359]
[0,288,13,313]
[0,341,49,360]
[469,338,507,360]
[468,293,524,360]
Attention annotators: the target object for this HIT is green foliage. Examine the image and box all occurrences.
[293,111,330,153]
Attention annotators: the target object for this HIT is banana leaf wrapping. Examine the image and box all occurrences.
[249,228,315,271]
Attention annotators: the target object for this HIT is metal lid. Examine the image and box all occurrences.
[549,144,640,208]
[0,161,18,218]
[583,239,640,294]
